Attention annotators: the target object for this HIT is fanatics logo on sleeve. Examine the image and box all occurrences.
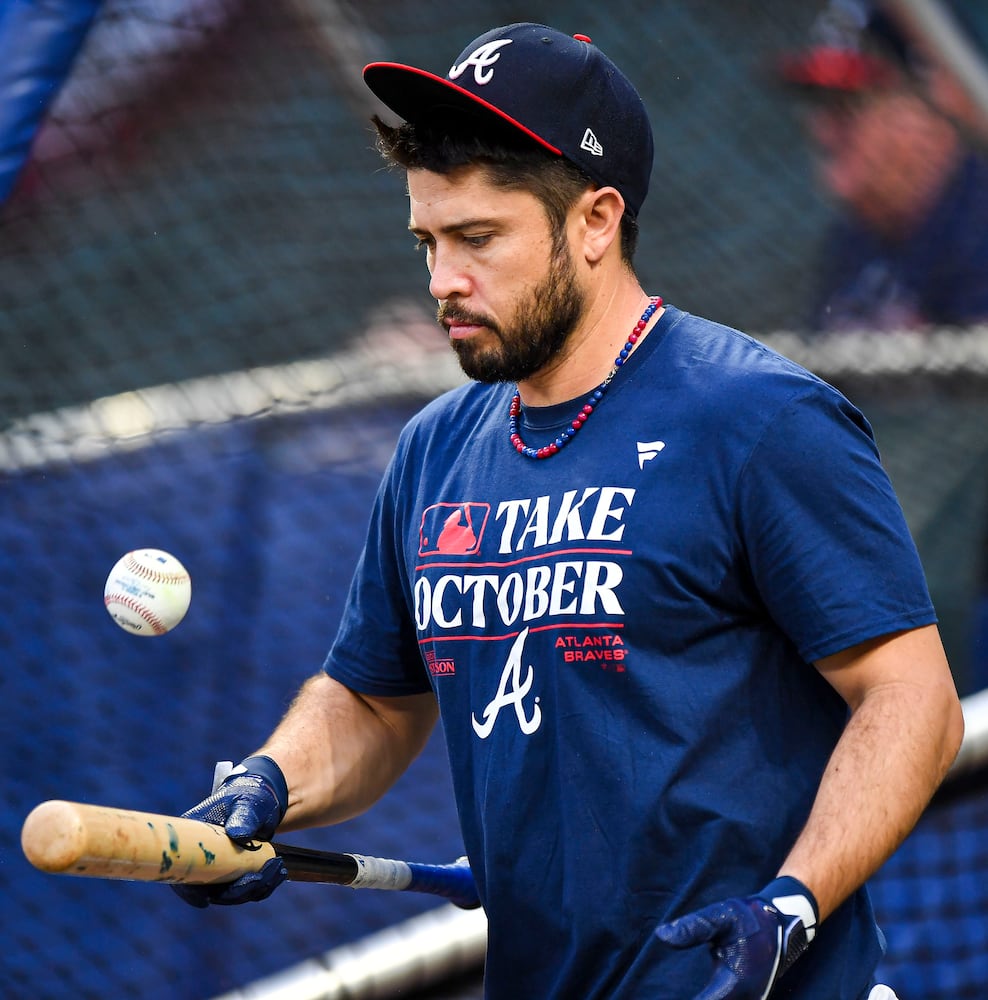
[636,440,665,469]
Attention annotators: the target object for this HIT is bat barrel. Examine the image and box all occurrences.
[21,800,274,884]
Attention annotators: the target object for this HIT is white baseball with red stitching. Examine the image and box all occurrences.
[104,549,192,636]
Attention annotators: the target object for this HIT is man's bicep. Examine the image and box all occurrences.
[814,624,955,711]
[356,687,440,756]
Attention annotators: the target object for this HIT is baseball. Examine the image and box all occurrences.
[104,549,191,636]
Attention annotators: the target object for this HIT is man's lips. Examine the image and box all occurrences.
[441,312,492,340]
[445,321,487,340]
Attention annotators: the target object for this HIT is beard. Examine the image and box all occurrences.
[438,245,585,384]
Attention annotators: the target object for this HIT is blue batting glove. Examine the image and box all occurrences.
[184,756,289,843]
[172,755,290,909]
[653,876,818,1000]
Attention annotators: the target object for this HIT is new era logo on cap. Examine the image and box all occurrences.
[363,23,654,217]
[581,128,603,157]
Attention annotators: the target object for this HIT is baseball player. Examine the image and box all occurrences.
[176,24,963,999]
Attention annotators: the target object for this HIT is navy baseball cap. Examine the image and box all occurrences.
[363,23,654,217]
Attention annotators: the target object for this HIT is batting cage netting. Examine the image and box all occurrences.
[2,2,987,998]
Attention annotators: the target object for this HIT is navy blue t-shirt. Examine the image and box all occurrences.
[325,306,936,998]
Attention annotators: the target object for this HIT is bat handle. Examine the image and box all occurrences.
[273,843,481,908]
[406,858,481,909]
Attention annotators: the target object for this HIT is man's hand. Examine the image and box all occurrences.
[654,876,818,1000]
[172,755,290,908]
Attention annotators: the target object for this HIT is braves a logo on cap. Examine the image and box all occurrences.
[419,502,490,556]
[448,39,513,86]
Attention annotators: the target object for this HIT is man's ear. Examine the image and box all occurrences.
[579,186,626,264]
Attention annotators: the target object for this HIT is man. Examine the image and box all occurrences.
[779,0,988,332]
[176,24,964,999]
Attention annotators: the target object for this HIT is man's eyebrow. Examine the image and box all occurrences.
[408,218,500,236]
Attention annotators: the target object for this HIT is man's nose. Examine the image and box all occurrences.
[428,247,472,301]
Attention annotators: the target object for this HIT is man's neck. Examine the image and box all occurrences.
[516,283,662,407]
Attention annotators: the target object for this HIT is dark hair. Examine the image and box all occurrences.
[371,115,639,265]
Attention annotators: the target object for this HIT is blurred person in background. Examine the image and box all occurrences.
[779,0,988,333]
[900,0,988,693]
[785,0,988,693]
[881,0,988,692]
[906,0,988,140]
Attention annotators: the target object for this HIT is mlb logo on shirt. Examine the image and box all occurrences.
[419,502,490,556]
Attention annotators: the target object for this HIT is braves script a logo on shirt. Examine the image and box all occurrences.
[448,39,513,86]
[472,628,542,738]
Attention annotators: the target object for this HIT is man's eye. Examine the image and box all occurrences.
[465,235,492,248]
[413,237,433,252]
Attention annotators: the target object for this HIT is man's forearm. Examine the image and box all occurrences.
[252,673,439,832]
[780,666,963,920]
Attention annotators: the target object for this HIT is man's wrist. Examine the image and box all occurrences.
[761,875,818,940]
[239,755,289,820]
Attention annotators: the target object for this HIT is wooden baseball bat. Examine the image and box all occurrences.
[21,800,480,908]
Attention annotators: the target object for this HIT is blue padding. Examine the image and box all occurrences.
[0,0,103,202]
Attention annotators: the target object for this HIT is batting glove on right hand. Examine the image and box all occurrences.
[654,876,818,1000]
[172,755,290,909]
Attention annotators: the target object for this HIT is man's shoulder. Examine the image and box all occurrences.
[660,305,827,391]
[396,380,508,453]
[642,305,862,447]
[409,379,505,422]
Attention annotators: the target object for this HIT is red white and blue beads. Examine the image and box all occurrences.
[508,296,662,460]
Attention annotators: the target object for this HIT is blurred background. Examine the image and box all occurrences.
[1,1,986,997]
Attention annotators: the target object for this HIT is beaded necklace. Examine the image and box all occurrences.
[508,296,662,460]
